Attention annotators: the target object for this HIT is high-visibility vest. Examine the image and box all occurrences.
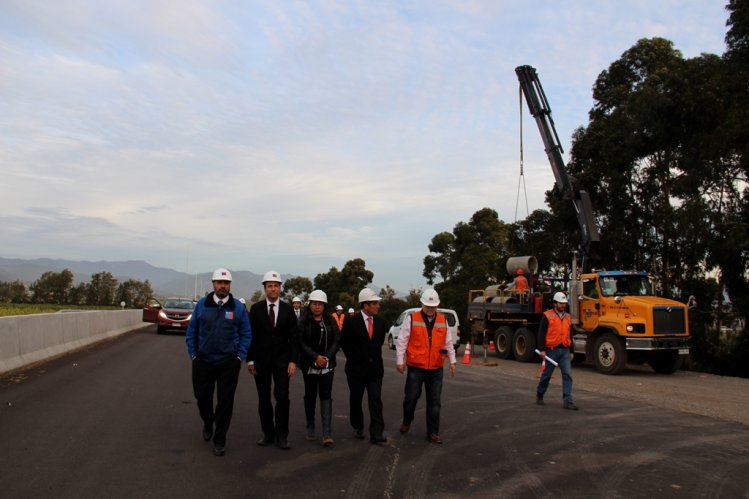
[405,312,448,370]
[514,275,528,292]
[331,312,344,331]
[544,309,571,348]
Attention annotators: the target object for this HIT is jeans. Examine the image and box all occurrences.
[402,366,443,435]
[536,347,573,403]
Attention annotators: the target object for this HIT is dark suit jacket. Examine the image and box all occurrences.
[340,313,385,378]
[247,299,299,371]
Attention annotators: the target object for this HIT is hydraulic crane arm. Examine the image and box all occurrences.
[515,65,600,268]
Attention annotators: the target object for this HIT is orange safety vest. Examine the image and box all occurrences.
[331,313,345,331]
[543,309,571,348]
[514,275,528,292]
[405,312,449,370]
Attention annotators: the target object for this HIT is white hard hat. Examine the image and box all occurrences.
[420,289,440,307]
[292,296,302,303]
[348,308,355,313]
[358,288,381,304]
[553,292,568,303]
[336,305,343,311]
[212,268,232,282]
[308,289,328,303]
[239,298,246,304]
[262,270,282,284]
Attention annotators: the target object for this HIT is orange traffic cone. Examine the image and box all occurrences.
[535,359,546,379]
[488,340,496,352]
[462,342,472,364]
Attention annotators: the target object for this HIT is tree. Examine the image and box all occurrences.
[30,269,74,304]
[282,276,313,303]
[87,272,118,306]
[67,283,88,305]
[250,290,264,304]
[314,259,375,311]
[0,280,28,303]
[115,279,153,308]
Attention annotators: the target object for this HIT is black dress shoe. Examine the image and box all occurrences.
[202,426,213,442]
[370,435,387,445]
[354,429,365,439]
[257,434,275,446]
[213,444,225,456]
[276,438,291,450]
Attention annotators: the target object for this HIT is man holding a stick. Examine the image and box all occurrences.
[535,292,579,410]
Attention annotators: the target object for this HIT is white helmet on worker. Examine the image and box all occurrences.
[358,288,381,304]
[420,289,440,307]
[292,296,302,304]
[553,292,568,303]
[212,268,232,282]
[262,270,282,284]
[348,307,355,314]
[336,305,343,311]
[308,289,327,303]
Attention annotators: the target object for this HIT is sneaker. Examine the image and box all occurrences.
[322,436,334,447]
[399,423,410,434]
[426,433,442,444]
[536,395,544,406]
[563,401,579,411]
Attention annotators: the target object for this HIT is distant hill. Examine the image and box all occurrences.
[0,257,275,299]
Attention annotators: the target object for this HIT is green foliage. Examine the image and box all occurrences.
[0,280,29,303]
[282,276,313,302]
[0,303,121,317]
[313,258,374,310]
[30,269,74,304]
[115,279,153,308]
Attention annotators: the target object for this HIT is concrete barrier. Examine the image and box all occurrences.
[0,310,147,375]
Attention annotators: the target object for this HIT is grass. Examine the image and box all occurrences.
[0,303,122,317]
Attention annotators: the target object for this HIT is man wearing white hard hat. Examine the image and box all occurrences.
[536,292,578,410]
[331,305,345,332]
[247,270,299,450]
[291,296,303,320]
[396,289,456,444]
[340,288,387,444]
[185,268,252,457]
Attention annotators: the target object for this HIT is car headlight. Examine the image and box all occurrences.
[158,310,167,319]
[186,314,192,321]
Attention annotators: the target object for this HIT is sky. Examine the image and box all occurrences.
[0,0,729,293]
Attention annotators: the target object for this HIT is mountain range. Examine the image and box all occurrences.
[0,257,278,299]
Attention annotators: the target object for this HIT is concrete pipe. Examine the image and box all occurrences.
[506,256,538,277]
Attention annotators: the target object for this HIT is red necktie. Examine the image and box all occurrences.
[269,303,275,329]
[367,316,373,339]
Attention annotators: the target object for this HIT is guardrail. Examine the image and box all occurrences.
[0,310,147,375]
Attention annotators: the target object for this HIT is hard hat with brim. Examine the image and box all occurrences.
[358,288,381,304]
[212,268,232,281]
[262,270,282,284]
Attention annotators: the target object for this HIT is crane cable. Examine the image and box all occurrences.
[515,85,530,224]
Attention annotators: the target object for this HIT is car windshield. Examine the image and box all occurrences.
[600,275,653,297]
[164,299,194,310]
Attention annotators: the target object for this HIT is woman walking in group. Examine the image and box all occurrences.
[298,290,341,446]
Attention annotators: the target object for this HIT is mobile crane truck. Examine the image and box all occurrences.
[466,65,690,375]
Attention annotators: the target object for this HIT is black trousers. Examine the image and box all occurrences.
[254,365,291,438]
[191,357,241,446]
[302,369,334,423]
[346,374,384,438]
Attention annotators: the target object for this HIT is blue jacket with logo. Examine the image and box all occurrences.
[185,293,252,365]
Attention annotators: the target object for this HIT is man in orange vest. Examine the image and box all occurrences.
[536,292,578,410]
[331,305,345,331]
[396,289,457,444]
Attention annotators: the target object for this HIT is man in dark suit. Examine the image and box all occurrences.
[247,270,299,449]
[340,288,387,444]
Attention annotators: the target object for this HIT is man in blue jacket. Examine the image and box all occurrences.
[186,268,252,456]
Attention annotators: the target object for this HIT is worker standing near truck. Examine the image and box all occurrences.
[535,292,579,410]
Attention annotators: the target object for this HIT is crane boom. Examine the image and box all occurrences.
[515,65,600,269]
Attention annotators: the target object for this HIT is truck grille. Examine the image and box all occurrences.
[652,306,686,335]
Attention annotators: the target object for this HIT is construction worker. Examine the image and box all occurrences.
[331,305,345,331]
[396,289,457,444]
[347,307,355,317]
[536,292,578,410]
[506,268,529,303]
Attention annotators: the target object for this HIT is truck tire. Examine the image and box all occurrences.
[513,327,536,363]
[649,351,683,374]
[594,333,626,374]
[494,327,514,359]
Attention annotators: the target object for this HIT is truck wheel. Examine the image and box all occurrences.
[513,327,536,363]
[494,327,514,359]
[649,351,682,374]
[594,333,626,374]
[387,333,395,350]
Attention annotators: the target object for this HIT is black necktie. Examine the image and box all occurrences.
[269,303,275,329]
[217,300,223,308]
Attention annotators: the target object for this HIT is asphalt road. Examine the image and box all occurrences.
[1,326,749,498]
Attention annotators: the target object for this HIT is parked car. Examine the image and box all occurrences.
[142,297,195,334]
[386,307,461,351]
